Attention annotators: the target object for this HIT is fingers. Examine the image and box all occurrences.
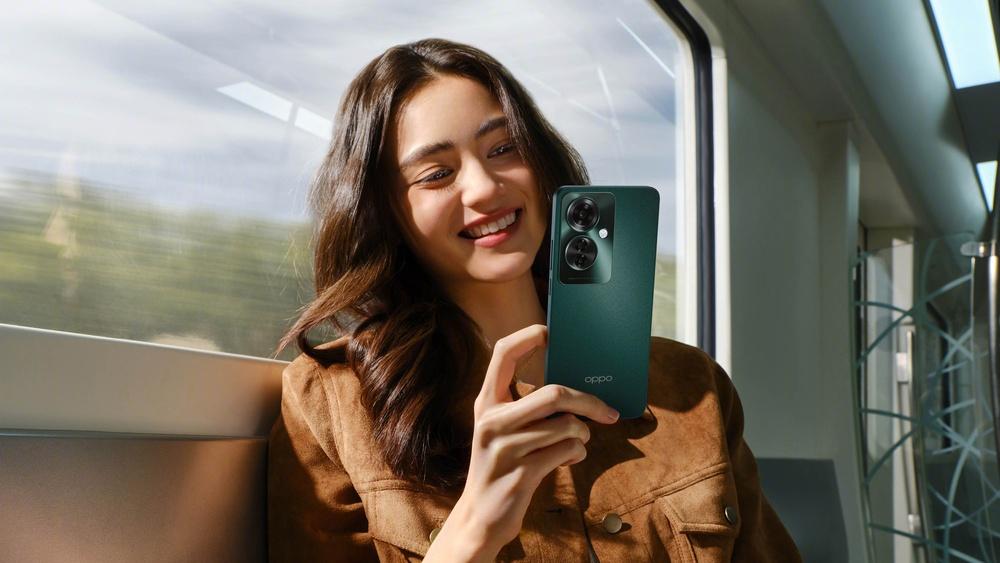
[492,384,619,430]
[477,324,548,409]
[522,437,588,481]
[487,413,590,460]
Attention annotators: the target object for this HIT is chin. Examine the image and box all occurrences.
[468,256,534,282]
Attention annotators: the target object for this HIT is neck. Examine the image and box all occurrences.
[445,272,547,387]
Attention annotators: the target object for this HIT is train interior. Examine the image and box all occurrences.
[2,0,998,561]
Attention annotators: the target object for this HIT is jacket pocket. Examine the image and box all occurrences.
[655,469,740,562]
[358,485,456,559]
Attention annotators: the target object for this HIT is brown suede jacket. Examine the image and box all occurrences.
[267,335,802,562]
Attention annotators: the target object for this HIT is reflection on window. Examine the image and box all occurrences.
[0,0,692,359]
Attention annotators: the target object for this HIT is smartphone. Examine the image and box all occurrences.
[543,185,659,420]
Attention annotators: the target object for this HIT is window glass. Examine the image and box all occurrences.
[0,0,693,359]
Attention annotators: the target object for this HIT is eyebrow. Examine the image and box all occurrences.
[398,116,509,171]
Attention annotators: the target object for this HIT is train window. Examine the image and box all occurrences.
[0,1,697,359]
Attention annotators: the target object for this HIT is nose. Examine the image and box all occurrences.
[458,156,504,209]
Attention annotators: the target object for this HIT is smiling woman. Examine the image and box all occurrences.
[388,75,551,304]
[274,40,589,493]
[267,38,800,563]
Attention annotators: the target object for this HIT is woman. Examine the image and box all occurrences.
[268,38,801,562]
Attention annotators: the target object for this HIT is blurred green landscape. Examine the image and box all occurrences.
[651,255,678,340]
[0,171,314,361]
[0,171,678,361]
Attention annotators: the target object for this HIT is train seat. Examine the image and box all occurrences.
[0,324,283,563]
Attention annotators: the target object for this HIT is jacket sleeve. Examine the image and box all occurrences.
[713,361,803,562]
[267,362,379,563]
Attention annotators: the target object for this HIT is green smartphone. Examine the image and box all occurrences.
[543,185,660,419]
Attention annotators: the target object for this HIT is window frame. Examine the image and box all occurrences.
[653,0,717,356]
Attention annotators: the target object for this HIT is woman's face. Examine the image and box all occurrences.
[388,75,547,288]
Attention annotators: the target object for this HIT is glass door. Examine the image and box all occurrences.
[857,233,999,561]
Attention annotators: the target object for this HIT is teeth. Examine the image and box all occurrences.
[465,210,517,239]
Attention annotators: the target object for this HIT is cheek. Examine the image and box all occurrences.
[524,180,548,230]
[407,195,454,241]
[531,203,549,239]
[500,165,545,214]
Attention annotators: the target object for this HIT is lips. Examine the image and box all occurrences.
[459,208,522,239]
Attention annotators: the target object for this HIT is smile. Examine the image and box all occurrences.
[459,208,523,248]
[459,208,522,239]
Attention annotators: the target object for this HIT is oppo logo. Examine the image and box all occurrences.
[584,376,614,384]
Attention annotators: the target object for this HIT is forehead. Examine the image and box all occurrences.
[392,75,504,152]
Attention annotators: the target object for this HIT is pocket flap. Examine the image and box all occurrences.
[359,485,457,556]
[656,470,740,536]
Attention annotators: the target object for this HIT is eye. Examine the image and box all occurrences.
[489,142,517,158]
[418,168,453,184]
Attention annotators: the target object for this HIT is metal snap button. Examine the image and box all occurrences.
[724,505,738,525]
[429,526,442,543]
[602,512,623,534]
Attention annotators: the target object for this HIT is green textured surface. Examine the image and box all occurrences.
[544,186,659,419]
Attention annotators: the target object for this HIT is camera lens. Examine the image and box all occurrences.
[567,197,599,231]
[564,234,597,271]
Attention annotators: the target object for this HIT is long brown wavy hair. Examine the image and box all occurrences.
[277,38,589,491]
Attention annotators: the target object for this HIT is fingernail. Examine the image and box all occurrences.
[606,409,620,422]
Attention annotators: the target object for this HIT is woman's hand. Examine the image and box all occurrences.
[424,324,621,563]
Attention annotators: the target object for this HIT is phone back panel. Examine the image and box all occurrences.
[543,186,659,419]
